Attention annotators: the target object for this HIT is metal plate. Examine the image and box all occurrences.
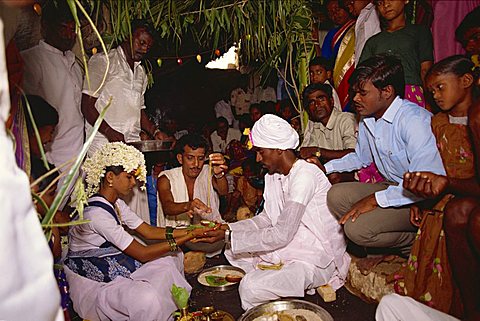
[238,299,334,321]
[197,265,245,292]
[127,139,174,152]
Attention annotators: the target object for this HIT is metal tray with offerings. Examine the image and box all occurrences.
[238,299,334,321]
[197,265,245,292]
[127,139,174,152]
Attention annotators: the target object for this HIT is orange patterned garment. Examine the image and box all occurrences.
[392,112,474,314]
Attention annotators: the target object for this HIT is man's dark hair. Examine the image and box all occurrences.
[241,157,262,175]
[309,56,334,71]
[349,54,405,98]
[216,117,229,127]
[455,6,480,46]
[175,133,209,156]
[41,1,75,26]
[131,19,157,39]
[302,83,333,108]
[23,95,59,134]
[249,103,263,114]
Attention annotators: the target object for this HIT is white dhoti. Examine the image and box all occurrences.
[226,250,337,310]
[65,252,190,321]
[375,294,460,321]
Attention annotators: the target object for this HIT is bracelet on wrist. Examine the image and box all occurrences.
[168,238,178,252]
[166,226,174,240]
[153,128,161,137]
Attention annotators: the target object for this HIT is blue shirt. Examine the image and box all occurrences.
[325,97,446,207]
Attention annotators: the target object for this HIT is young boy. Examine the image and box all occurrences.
[309,57,342,111]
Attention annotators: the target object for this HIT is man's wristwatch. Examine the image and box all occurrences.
[315,148,322,158]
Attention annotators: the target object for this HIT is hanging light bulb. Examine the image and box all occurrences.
[177,58,183,65]
[91,47,97,55]
[157,58,162,67]
[196,54,202,63]
[33,2,42,16]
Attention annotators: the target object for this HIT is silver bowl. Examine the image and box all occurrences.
[238,299,334,321]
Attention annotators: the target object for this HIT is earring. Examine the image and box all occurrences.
[108,182,113,187]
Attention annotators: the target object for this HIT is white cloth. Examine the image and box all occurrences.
[22,40,84,168]
[120,184,151,228]
[210,128,242,153]
[66,252,189,321]
[22,40,84,207]
[325,79,342,112]
[83,46,150,219]
[225,160,350,309]
[251,86,277,104]
[355,3,381,66]
[251,114,299,150]
[376,294,459,321]
[83,46,147,154]
[69,196,144,252]
[214,99,235,126]
[157,165,222,227]
[1,18,63,320]
[230,88,251,116]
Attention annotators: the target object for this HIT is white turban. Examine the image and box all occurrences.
[250,114,299,150]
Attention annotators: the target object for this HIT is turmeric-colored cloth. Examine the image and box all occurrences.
[432,112,475,179]
[391,112,474,313]
[236,176,261,209]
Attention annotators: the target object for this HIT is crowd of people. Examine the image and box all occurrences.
[2,0,480,321]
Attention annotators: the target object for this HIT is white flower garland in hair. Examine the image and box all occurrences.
[82,142,147,197]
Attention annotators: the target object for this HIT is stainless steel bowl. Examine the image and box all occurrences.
[197,265,245,292]
[127,139,174,152]
[238,299,334,321]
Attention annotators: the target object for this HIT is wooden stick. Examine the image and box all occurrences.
[207,159,212,209]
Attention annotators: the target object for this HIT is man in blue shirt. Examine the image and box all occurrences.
[318,55,445,257]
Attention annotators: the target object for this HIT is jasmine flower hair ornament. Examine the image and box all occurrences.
[82,142,147,198]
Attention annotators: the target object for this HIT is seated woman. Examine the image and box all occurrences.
[64,142,216,321]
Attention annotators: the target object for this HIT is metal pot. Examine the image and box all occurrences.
[238,299,334,321]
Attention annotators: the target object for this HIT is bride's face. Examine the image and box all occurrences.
[111,171,137,197]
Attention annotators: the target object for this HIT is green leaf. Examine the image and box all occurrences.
[171,284,190,309]
[205,275,227,286]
